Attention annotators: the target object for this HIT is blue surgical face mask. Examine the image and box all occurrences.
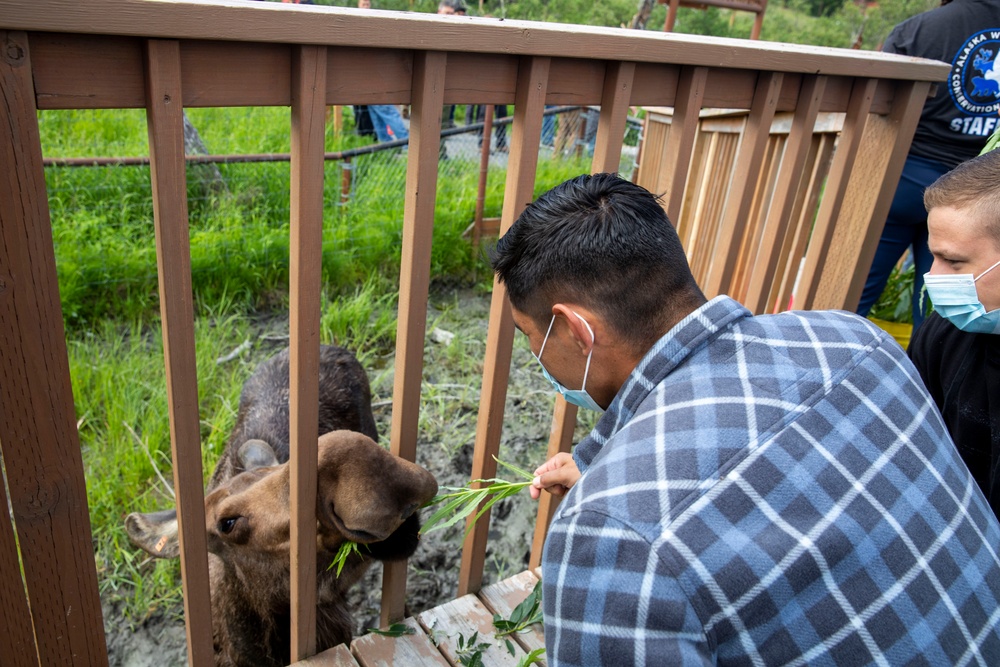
[534,312,604,412]
[923,257,1000,334]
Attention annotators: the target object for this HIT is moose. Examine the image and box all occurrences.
[125,345,438,667]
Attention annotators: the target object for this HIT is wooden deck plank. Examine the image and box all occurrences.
[291,643,360,666]
[418,594,526,666]
[478,571,546,661]
[352,617,450,667]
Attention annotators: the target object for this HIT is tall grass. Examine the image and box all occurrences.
[40,107,591,327]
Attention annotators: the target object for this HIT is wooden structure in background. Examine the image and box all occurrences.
[636,107,845,314]
[0,1,947,664]
[661,0,769,39]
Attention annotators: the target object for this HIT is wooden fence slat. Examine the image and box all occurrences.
[0,463,36,667]
[811,80,931,311]
[592,60,636,174]
[289,43,328,662]
[744,75,827,314]
[144,38,214,667]
[771,134,836,312]
[0,40,51,667]
[381,50,448,626]
[793,76,877,310]
[1,29,109,665]
[658,66,707,228]
[351,617,450,667]
[529,59,636,569]
[529,397,577,570]
[702,71,783,299]
[458,55,551,597]
[684,129,738,279]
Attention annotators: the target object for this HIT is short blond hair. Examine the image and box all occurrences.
[924,149,1000,245]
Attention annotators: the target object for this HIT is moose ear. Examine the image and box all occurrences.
[238,439,279,471]
[124,509,180,559]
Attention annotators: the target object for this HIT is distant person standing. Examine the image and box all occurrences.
[857,0,1000,331]
[354,0,409,146]
[438,0,467,130]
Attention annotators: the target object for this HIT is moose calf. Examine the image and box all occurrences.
[125,345,438,667]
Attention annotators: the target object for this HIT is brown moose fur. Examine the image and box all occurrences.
[124,346,438,667]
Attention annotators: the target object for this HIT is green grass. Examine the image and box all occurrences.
[73,313,252,622]
[40,107,591,328]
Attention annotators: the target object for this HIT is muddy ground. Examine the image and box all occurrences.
[103,286,596,666]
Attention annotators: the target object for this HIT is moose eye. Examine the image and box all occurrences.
[218,517,239,535]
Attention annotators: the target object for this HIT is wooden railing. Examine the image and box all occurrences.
[0,1,948,665]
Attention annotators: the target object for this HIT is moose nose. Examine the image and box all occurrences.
[400,502,420,520]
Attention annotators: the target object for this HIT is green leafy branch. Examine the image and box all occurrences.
[420,457,535,537]
[493,580,543,640]
[515,648,546,666]
[454,631,492,667]
[366,622,416,637]
[329,540,368,577]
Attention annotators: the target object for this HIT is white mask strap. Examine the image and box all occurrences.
[974,257,1000,283]
[537,314,556,360]
[573,312,595,390]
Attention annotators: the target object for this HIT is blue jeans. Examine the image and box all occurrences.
[366,105,409,144]
[856,154,950,332]
[541,105,556,146]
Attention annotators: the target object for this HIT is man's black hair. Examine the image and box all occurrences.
[490,173,704,353]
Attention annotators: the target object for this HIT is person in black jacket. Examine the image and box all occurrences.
[857,0,1000,332]
[909,148,1000,518]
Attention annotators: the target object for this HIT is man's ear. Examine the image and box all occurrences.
[551,303,597,354]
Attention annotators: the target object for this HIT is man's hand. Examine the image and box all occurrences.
[530,453,581,500]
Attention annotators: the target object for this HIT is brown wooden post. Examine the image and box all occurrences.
[473,104,495,248]
[289,43,328,662]
[702,71,782,299]
[591,61,636,175]
[794,77,877,310]
[459,55,551,597]
[810,80,930,311]
[381,50,447,626]
[658,66,707,228]
[341,157,353,204]
[772,135,836,312]
[744,75,826,314]
[750,0,768,40]
[530,60,636,570]
[0,472,36,667]
[664,0,681,32]
[144,38,214,667]
[0,32,104,667]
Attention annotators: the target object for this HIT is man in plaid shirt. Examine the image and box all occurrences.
[491,173,1000,665]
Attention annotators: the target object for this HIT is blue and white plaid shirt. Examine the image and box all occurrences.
[543,296,1000,666]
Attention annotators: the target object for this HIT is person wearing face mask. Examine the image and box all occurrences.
[908,148,1000,519]
[491,173,1000,666]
